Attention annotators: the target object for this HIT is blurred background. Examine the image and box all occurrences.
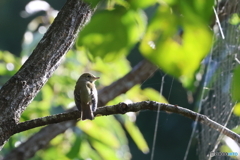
[2,0,239,160]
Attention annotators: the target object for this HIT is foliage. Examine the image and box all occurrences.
[0,0,220,159]
[77,0,214,88]
[232,66,240,116]
[76,6,146,62]
[0,49,154,159]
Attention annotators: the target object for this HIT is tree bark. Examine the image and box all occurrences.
[0,0,94,150]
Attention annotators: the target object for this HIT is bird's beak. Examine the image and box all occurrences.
[94,77,100,80]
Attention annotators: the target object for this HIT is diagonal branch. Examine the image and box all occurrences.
[98,60,158,106]
[5,120,77,160]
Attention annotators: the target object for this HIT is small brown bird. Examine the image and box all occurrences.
[74,73,100,120]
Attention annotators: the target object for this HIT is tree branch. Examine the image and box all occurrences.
[4,121,76,160]
[0,0,94,150]
[13,101,240,145]
[12,59,157,135]
[4,59,158,160]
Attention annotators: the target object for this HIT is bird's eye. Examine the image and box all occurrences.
[87,75,91,78]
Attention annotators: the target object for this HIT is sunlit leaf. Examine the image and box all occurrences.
[233,103,240,116]
[78,117,131,159]
[232,125,240,134]
[124,119,149,153]
[126,85,168,103]
[232,66,240,101]
[129,0,158,9]
[42,84,54,101]
[66,135,81,159]
[37,147,69,160]
[80,140,102,160]
[78,120,120,148]
[77,6,146,62]
[229,13,240,25]
[66,136,81,159]
[106,0,129,8]
[179,0,214,23]
[51,133,65,146]
[0,63,7,75]
[1,51,15,63]
[140,4,212,87]
[220,144,232,154]
[0,51,19,77]
[92,56,131,86]
[94,116,128,145]
[92,141,119,160]
[162,0,177,5]
[162,0,214,22]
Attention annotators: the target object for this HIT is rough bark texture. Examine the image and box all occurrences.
[0,0,94,150]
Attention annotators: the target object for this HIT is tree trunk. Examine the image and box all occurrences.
[0,0,94,150]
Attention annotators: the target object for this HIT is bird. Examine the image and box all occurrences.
[74,73,100,120]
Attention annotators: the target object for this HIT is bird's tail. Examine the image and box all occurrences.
[81,108,94,120]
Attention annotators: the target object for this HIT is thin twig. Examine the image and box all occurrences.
[213,6,225,39]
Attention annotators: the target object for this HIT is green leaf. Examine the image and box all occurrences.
[140,4,212,87]
[126,85,168,103]
[233,103,240,116]
[66,136,81,159]
[162,0,214,22]
[37,147,69,160]
[42,84,54,101]
[107,0,129,8]
[229,13,240,25]
[0,63,7,75]
[92,56,131,86]
[232,66,240,101]
[124,119,149,153]
[76,6,146,62]
[93,116,128,145]
[92,141,119,160]
[232,124,240,134]
[78,120,120,148]
[179,0,214,23]
[128,0,158,9]
[1,51,16,63]
[83,0,100,8]
[80,140,102,160]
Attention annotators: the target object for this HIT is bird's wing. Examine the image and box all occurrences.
[87,83,98,112]
[91,88,98,112]
[80,82,94,120]
[74,87,81,111]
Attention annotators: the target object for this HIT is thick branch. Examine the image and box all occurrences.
[0,0,94,150]
[4,121,76,160]
[14,101,240,145]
